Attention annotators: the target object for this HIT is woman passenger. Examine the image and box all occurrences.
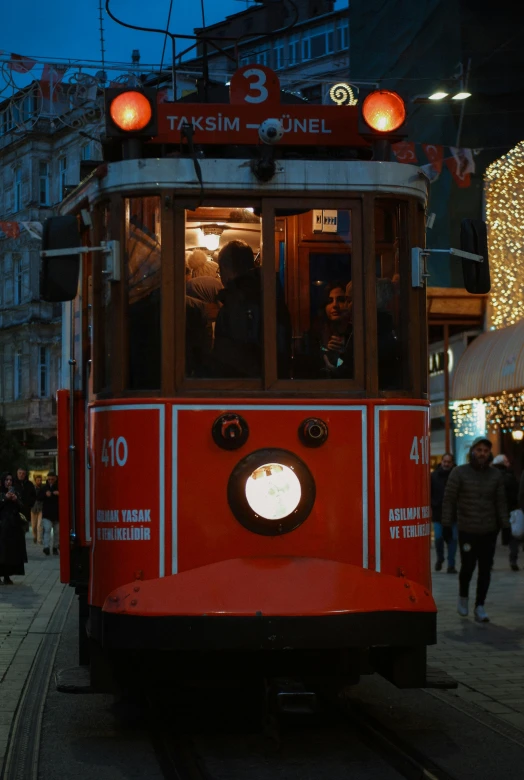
[307,281,354,379]
[0,473,28,585]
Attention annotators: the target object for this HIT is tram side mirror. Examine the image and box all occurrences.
[40,216,81,302]
[460,219,491,295]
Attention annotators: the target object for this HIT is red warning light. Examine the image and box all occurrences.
[109,91,153,132]
[362,91,406,133]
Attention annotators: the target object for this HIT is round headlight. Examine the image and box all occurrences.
[227,448,315,536]
[245,463,302,520]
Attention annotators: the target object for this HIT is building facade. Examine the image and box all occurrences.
[0,83,101,473]
[177,0,350,103]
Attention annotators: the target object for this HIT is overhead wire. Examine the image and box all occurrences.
[158,0,174,81]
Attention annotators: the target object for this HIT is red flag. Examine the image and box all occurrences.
[392,141,417,164]
[40,63,68,100]
[0,221,21,239]
[445,147,474,188]
[422,144,443,173]
[8,53,37,73]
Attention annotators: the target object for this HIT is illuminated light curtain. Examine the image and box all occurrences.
[485,142,524,329]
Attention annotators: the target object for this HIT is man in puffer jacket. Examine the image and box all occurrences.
[442,436,508,623]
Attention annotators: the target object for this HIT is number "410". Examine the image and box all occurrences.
[410,436,429,465]
[101,437,128,467]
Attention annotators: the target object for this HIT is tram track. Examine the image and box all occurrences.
[1,586,74,780]
[151,687,460,780]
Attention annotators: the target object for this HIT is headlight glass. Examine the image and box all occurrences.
[245,463,301,520]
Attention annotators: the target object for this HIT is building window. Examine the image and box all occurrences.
[1,107,14,136]
[289,35,301,66]
[39,161,50,206]
[13,168,22,212]
[81,143,91,161]
[274,43,285,70]
[13,257,23,305]
[303,24,335,62]
[336,18,349,51]
[59,156,67,201]
[14,351,22,400]
[39,346,49,397]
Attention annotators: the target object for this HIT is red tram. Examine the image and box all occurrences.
[41,66,487,695]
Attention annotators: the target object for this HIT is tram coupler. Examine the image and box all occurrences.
[271,679,317,714]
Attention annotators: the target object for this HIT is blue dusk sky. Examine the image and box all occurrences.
[1,1,345,92]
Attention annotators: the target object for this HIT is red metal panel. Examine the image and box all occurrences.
[176,406,365,573]
[89,405,164,607]
[103,557,436,618]
[376,406,431,589]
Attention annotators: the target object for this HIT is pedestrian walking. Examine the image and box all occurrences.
[442,436,509,623]
[431,453,457,573]
[0,472,28,585]
[492,454,520,571]
[39,471,59,556]
[30,474,44,544]
[13,466,36,535]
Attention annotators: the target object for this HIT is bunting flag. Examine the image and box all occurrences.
[8,53,37,73]
[0,221,42,239]
[446,147,475,188]
[0,221,21,239]
[392,141,417,163]
[422,144,444,173]
[40,63,69,100]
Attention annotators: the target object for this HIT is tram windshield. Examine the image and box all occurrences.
[107,197,412,393]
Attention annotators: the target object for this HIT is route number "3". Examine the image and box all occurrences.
[242,68,269,104]
[410,435,429,465]
[101,437,128,467]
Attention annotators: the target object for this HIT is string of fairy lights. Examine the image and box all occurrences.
[485,142,524,329]
[451,392,524,439]
[449,144,524,441]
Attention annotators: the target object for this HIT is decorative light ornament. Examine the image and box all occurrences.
[329,82,358,106]
[512,430,524,441]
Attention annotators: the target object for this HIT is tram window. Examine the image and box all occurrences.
[125,197,161,390]
[276,209,354,380]
[184,207,262,379]
[375,200,405,390]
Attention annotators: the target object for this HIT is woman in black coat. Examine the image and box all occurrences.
[0,472,28,584]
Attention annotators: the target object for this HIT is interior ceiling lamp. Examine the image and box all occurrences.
[198,224,225,251]
[512,430,524,441]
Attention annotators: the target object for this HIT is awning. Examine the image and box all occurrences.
[452,319,524,400]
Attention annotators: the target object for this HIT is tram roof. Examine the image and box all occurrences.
[59,158,428,213]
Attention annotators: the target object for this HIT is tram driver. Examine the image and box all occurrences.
[204,240,291,378]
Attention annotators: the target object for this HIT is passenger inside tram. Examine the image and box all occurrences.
[293,281,354,379]
[210,239,263,378]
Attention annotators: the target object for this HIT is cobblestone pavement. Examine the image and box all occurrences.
[429,539,524,733]
[0,534,64,770]
[2,532,524,770]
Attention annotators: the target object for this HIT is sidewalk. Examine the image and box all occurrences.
[429,540,524,732]
[0,534,65,769]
